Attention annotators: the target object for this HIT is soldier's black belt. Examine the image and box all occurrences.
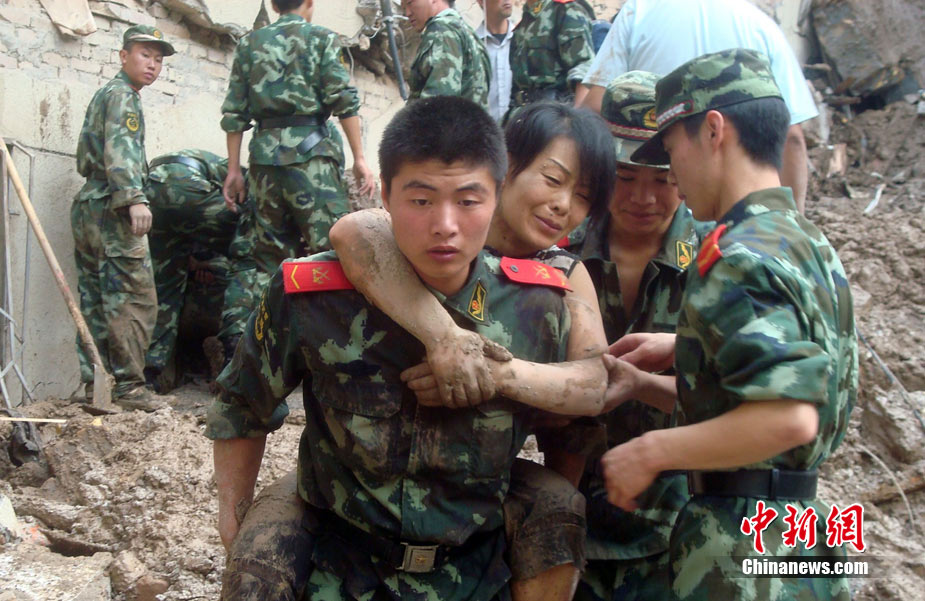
[257,115,329,155]
[258,114,326,129]
[513,87,570,106]
[687,469,817,501]
[149,154,208,177]
[321,510,498,573]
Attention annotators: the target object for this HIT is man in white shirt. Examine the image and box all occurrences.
[476,0,514,122]
[576,0,818,212]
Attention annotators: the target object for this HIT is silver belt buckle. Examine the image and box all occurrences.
[400,543,439,573]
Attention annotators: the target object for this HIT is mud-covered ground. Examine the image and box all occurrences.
[1,101,924,600]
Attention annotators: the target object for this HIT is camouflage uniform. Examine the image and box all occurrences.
[632,50,858,600]
[220,12,356,279]
[574,207,707,601]
[509,0,594,109]
[206,249,572,600]
[567,71,710,601]
[409,8,491,107]
[143,150,238,375]
[72,69,158,396]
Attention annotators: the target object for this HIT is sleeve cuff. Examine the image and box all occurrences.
[203,398,288,440]
[110,188,147,209]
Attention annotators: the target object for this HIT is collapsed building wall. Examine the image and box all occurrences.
[0,0,809,403]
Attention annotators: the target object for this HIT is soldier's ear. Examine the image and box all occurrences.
[380,175,391,211]
[703,110,725,150]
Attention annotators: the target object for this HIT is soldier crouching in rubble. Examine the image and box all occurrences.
[206,97,627,601]
[71,25,175,411]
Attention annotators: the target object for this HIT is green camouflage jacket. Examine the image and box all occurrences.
[675,188,857,469]
[220,13,359,166]
[146,149,227,195]
[206,249,570,599]
[409,9,491,107]
[75,70,148,208]
[509,0,594,104]
[578,205,709,560]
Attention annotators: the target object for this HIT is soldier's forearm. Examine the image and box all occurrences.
[339,115,367,163]
[226,132,244,172]
[639,400,820,473]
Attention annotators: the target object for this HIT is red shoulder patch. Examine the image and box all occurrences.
[500,257,572,291]
[556,234,570,248]
[553,0,576,3]
[696,224,727,277]
[282,261,355,294]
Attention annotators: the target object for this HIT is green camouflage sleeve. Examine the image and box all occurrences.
[319,33,360,119]
[558,4,594,87]
[103,89,147,209]
[205,267,306,440]
[685,252,831,405]
[414,29,466,99]
[220,40,253,133]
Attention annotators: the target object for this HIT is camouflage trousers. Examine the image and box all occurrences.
[222,459,585,601]
[144,183,237,373]
[575,552,669,601]
[216,198,259,356]
[71,196,157,395]
[669,496,852,600]
[249,158,349,280]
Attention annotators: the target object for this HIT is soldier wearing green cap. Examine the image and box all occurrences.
[403,0,491,106]
[600,49,856,600]
[71,22,176,410]
[508,0,595,111]
[551,71,710,601]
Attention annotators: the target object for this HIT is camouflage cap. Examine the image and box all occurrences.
[123,24,176,56]
[600,70,667,168]
[631,48,783,165]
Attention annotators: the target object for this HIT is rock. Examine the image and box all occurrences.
[11,495,82,531]
[0,492,20,544]
[132,574,170,601]
[860,391,925,464]
[110,550,147,593]
[812,0,906,98]
[0,546,112,601]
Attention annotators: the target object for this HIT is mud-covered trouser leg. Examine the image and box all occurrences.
[504,458,587,581]
[249,158,349,283]
[144,220,189,373]
[71,197,157,395]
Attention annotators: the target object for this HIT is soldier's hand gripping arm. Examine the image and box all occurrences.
[329,209,510,408]
[402,262,614,416]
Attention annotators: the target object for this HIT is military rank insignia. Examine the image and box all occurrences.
[125,112,139,132]
[675,240,693,270]
[254,294,269,342]
[282,261,354,294]
[468,281,487,321]
[696,224,727,277]
[500,257,572,291]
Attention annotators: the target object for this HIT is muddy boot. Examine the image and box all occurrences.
[114,386,167,413]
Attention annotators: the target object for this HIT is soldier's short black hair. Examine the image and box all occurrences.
[682,96,790,170]
[272,0,305,12]
[379,96,507,193]
[505,102,616,218]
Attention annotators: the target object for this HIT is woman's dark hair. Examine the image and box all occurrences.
[505,102,616,217]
